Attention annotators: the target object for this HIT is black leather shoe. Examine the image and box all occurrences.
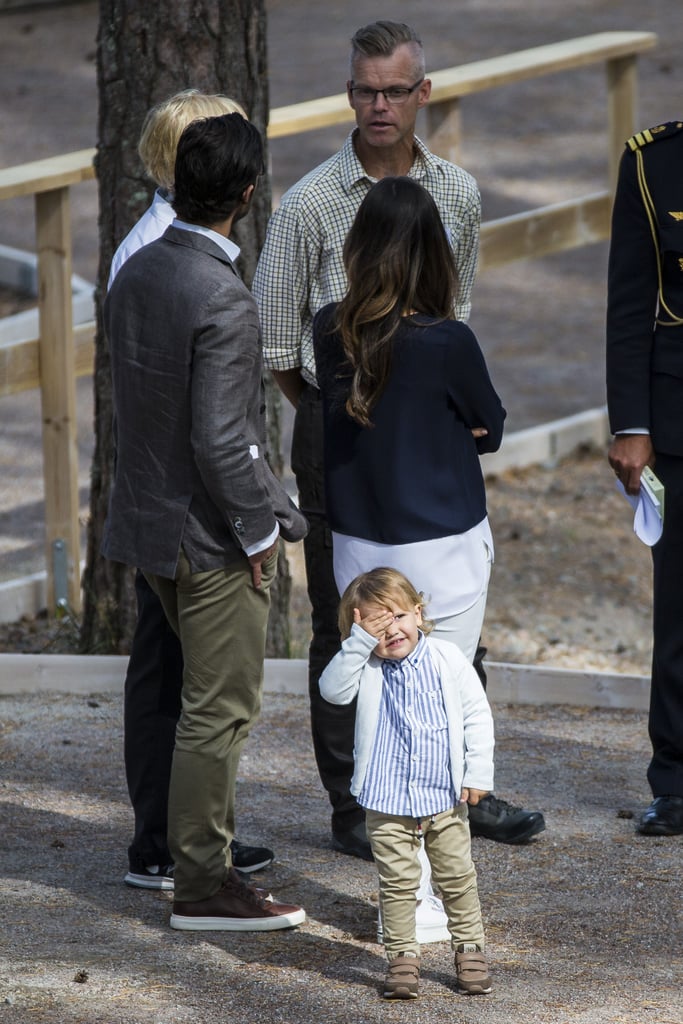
[468,793,545,844]
[331,820,373,861]
[637,795,683,836]
[230,839,274,872]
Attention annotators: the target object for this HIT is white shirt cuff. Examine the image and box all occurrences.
[244,523,279,558]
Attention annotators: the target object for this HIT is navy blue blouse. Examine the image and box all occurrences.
[313,305,506,544]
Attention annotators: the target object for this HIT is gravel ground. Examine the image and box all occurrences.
[1,689,682,1024]
[0,688,679,1024]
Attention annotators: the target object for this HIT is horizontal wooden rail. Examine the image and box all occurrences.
[0,321,95,397]
[268,31,656,137]
[0,188,611,393]
[1,192,613,394]
[428,30,656,99]
[479,192,611,270]
[0,149,96,200]
[0,197,610,389]
[0,31,657,200]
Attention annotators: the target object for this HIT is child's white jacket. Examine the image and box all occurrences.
[319,625,495,799]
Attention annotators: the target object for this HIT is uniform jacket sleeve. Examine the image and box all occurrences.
[605,146,658,432]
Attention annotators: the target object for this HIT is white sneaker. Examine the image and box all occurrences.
[377,893,450,944]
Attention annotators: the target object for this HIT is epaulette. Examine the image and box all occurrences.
[626,121,683,151]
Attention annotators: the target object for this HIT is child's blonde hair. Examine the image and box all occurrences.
[138,89,247,191]
[338,567,433,639]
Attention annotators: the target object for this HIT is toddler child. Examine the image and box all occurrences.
[319,567,495,1000]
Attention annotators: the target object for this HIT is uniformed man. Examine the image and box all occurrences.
[607,120,683,836]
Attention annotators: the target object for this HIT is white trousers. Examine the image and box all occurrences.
[416,557,491,899]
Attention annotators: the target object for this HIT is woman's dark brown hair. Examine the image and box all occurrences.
[334,176,458,427]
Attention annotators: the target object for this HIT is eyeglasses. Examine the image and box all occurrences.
[349,79,424,106]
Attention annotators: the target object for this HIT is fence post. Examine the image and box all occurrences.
[606,55,639,193]
[425,97,463,165]
[35,186,81,615]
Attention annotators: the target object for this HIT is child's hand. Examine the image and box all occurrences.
[460,788,489,806]
[353,605,394,641]
[470,427,488,438]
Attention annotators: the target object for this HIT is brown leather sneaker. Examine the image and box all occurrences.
[383,952,420,1000]
[455,943,492,994]
[170,868,305,931]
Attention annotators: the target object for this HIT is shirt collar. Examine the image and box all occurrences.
[172,219,241,263]
[338,130,436,193]
[382,630,429,672]
[409,630,429,668]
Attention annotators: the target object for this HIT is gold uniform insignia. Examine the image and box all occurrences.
[630,129,683,324]
[626,121,683,152]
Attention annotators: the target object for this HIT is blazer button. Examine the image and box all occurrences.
[233,517,245,534]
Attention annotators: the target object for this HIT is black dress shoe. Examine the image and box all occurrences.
[331,820,374,861]
[230,839,274,872]
[637,795,683,836]
[468,793,546,844]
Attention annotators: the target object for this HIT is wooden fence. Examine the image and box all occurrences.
[0,30,658,613]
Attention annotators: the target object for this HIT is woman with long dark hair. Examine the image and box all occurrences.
[314,175,505,661]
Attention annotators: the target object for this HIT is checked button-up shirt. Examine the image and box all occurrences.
[253,130,481,387]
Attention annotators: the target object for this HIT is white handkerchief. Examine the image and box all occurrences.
[616,479,663,546]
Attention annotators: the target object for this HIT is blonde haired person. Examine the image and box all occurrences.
[320,568,494,1000]
[108,89,246,286]
[111,93,275,891]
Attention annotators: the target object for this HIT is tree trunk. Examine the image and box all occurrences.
[82,0,292,655]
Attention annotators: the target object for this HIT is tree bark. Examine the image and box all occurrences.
[82,0,292,655]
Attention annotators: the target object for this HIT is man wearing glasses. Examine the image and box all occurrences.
[254,21,544,898]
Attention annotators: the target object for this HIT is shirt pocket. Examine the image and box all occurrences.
[413,688,449,731]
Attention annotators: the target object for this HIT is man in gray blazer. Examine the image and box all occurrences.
[103,113,308,931]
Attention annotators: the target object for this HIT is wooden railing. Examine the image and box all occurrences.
[0,30,658,613]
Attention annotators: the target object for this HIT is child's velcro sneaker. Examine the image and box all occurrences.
[383,952,420,999]
[455,943,492,994]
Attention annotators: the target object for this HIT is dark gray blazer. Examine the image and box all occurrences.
[102,225,306,578]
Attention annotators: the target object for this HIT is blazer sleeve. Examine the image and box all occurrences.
[190,279,279,551]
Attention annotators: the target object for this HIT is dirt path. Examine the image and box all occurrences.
[1,688,681,1024]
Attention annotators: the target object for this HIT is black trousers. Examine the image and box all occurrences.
[649,452,683,797]
[292,384,362,831]
[123,570,183,867]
